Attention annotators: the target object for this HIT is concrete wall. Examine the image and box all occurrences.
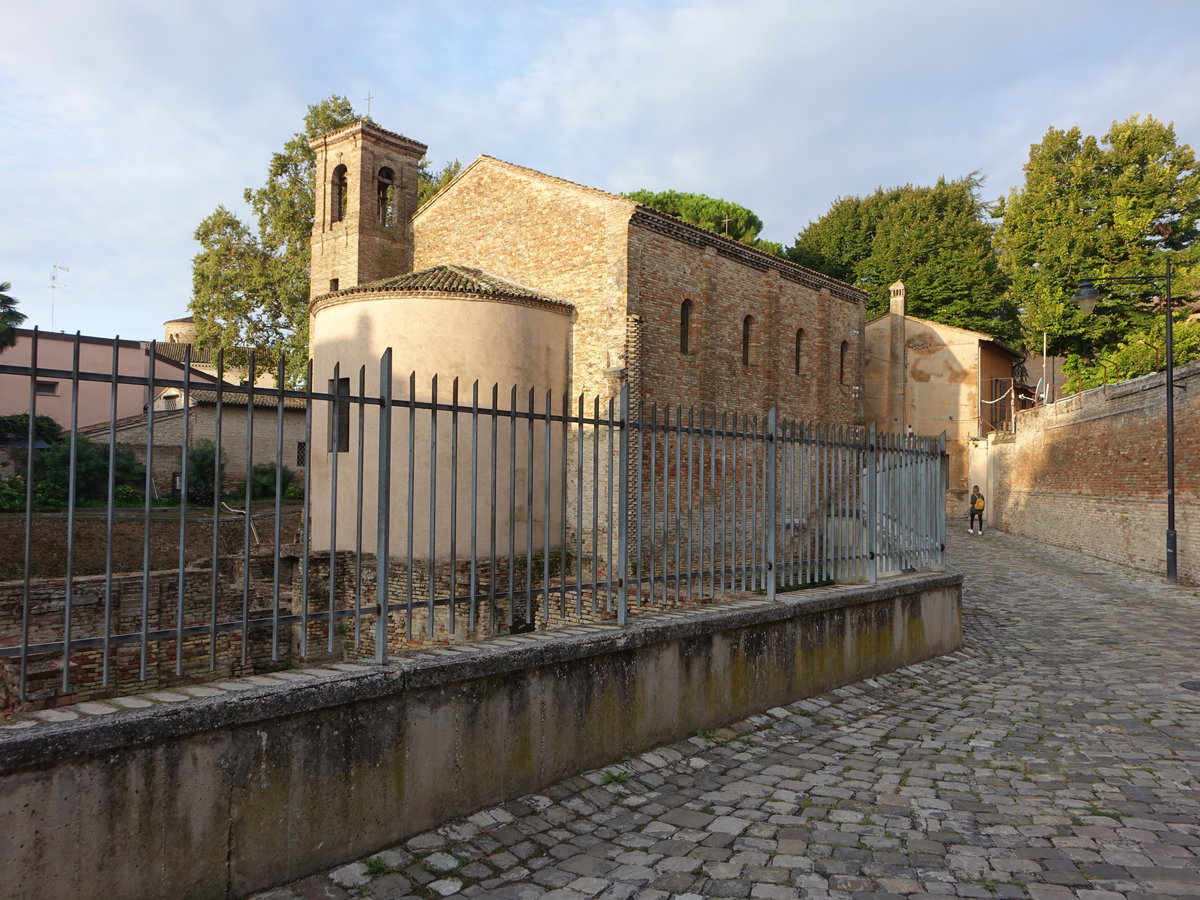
[979,359,1200,583]
[0,573,961,900]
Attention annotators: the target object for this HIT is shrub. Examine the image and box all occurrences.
[24,434,143,505]
[0,474,26,511]
[32,480,67,509]
[114,484,141,506]
[249,462,294,500]
[185,440,226,505]
[0,414,64,445]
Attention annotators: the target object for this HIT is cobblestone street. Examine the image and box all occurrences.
[254,530,1200,900]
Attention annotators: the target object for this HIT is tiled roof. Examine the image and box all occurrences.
[188,389,307,410]
[316,264,574,311]
[310,119,426,154]
[149,342,217,365]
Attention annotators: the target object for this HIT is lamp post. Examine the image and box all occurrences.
[1071,258,1176,583]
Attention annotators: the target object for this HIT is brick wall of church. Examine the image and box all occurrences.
[626,223,864,425]
[412,159,635,404]
[413,158,865,425]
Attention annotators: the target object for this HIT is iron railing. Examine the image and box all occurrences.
[0,332,946,704]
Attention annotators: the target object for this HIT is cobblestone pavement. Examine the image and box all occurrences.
[252,530,1200,900]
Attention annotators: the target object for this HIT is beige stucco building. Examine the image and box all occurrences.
[864,282,1026,510]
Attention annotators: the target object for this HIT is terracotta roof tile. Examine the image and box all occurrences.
[315,264,574,311]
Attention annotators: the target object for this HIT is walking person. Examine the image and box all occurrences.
[969,484,985,534]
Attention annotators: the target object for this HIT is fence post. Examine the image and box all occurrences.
[766,407,777,601]
[616,383,630,625]
[867,421,878,585]
[375,348,393,663]
[937,431,948,570]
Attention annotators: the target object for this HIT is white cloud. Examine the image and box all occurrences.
[1,0,1198,338]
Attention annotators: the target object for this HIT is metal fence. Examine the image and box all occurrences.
[0,334,945,703]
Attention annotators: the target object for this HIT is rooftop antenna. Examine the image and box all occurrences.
[48,263,69,331]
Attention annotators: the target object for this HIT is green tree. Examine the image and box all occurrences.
[0,281,27,351]
[787,191,892,284]
[1061,318,1200,394]
[623,189,784,256]
[789,177,1014,341]
[418,158,463,206]
[191,98,465,383]
[995,115,1200,358]
[248,461,294,500]
[191,96,361,384]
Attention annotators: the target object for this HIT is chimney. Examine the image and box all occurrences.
[889,280,907,317]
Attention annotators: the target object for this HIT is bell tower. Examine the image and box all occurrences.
[309,121,427,298]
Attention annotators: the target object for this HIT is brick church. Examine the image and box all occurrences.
[305,119,868,562]
[307,119,867,425]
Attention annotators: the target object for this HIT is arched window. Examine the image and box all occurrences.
[377,167,396,226]
[680,299,692,354]
[839,340,849,384]
[794,328,804,375]
[742,315,754,366]
[331,165,348,224]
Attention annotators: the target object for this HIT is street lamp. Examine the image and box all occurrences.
[1071,258,1176,583]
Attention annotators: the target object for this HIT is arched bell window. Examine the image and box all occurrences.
[331,165,348,224]
[377,167,396,226]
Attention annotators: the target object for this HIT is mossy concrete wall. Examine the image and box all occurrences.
[0,572,961,900]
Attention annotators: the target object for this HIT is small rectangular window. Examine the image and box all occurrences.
[35,380,58,396]
[296,441,307,467]
[328,378,350,453]
[329,278,339,292]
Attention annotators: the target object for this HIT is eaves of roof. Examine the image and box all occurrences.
[310,264,574,313]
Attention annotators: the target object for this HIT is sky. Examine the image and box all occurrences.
[3,0,1199,342]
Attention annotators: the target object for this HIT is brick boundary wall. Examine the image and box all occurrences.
[982,359,1200,583]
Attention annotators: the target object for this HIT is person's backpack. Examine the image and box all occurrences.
[974,496,985,511]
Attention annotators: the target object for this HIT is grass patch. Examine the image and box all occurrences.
[364,857,392,877]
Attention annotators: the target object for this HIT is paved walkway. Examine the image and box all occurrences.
[253,530,1200,900]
